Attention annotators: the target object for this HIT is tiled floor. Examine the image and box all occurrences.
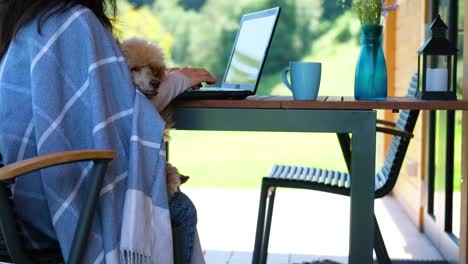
[185,188,445,264]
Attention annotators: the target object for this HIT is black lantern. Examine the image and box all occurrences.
[418,15,458,100]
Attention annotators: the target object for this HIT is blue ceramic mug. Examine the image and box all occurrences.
[282,62,322,100]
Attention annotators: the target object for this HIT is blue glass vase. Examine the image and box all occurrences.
[354,25,388,100]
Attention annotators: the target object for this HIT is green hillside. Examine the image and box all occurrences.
[257,12,361,97]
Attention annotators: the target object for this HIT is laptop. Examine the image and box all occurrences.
[176,7,281,100]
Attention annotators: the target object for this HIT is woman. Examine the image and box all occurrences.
[0,1,215,263]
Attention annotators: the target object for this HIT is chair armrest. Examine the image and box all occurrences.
[376,126,413,138]
[0,150,116,180]
[376,119,397,127]
[0,150,115,264]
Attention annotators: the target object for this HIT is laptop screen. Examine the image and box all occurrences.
[223,8,279,89]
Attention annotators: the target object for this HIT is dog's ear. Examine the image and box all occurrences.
[179,174,190,184]
[116,38,127,55]
[119,44,128,56]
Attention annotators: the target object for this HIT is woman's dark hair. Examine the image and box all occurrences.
[0,0,117,58]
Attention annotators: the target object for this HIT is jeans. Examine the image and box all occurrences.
[169,191,197,264]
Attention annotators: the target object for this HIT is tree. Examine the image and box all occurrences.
[153,0,321,79]
[153,0,248,78]
[115,0,174,59]
[178,0,207,11]
[127,0,154,8]
[245,0,319,74]
[321,0,346,22]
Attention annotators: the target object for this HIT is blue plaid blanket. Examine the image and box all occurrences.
[0,5,173,263]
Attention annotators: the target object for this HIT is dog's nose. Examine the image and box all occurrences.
[150,80,160,89]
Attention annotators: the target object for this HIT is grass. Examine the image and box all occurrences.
[169,131,348,189]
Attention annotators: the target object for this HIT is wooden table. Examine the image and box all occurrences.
[173,96,468,264]
[176,96,468,110]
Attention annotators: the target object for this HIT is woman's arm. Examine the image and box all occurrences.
[151,71,191,111]
[150,68,217,111]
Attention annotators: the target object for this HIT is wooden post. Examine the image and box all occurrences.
[419,0,430,232]
[460,1,468,263]
[383,0,397,153]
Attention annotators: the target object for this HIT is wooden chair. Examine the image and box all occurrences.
[0,150,116,264]
[0,151,187,264]
[252,75,420,264]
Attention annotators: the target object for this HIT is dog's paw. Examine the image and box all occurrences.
[167,182,179,200]
[166,162,182,200]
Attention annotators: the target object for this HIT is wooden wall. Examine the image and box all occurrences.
[384,0,468,264]
[385,1,467,262]
[384,0,428,228]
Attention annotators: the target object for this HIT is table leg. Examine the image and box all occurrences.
[175,108,377,262]
[349,111,376,264]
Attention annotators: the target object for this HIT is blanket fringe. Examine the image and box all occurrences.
[121,249,152,264]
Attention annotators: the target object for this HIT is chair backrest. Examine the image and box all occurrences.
[375,74,420,198]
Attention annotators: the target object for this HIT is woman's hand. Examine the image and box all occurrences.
[177,67,217,89]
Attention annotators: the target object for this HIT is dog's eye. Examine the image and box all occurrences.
[130,66,142,72]
[150,66,162,76]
